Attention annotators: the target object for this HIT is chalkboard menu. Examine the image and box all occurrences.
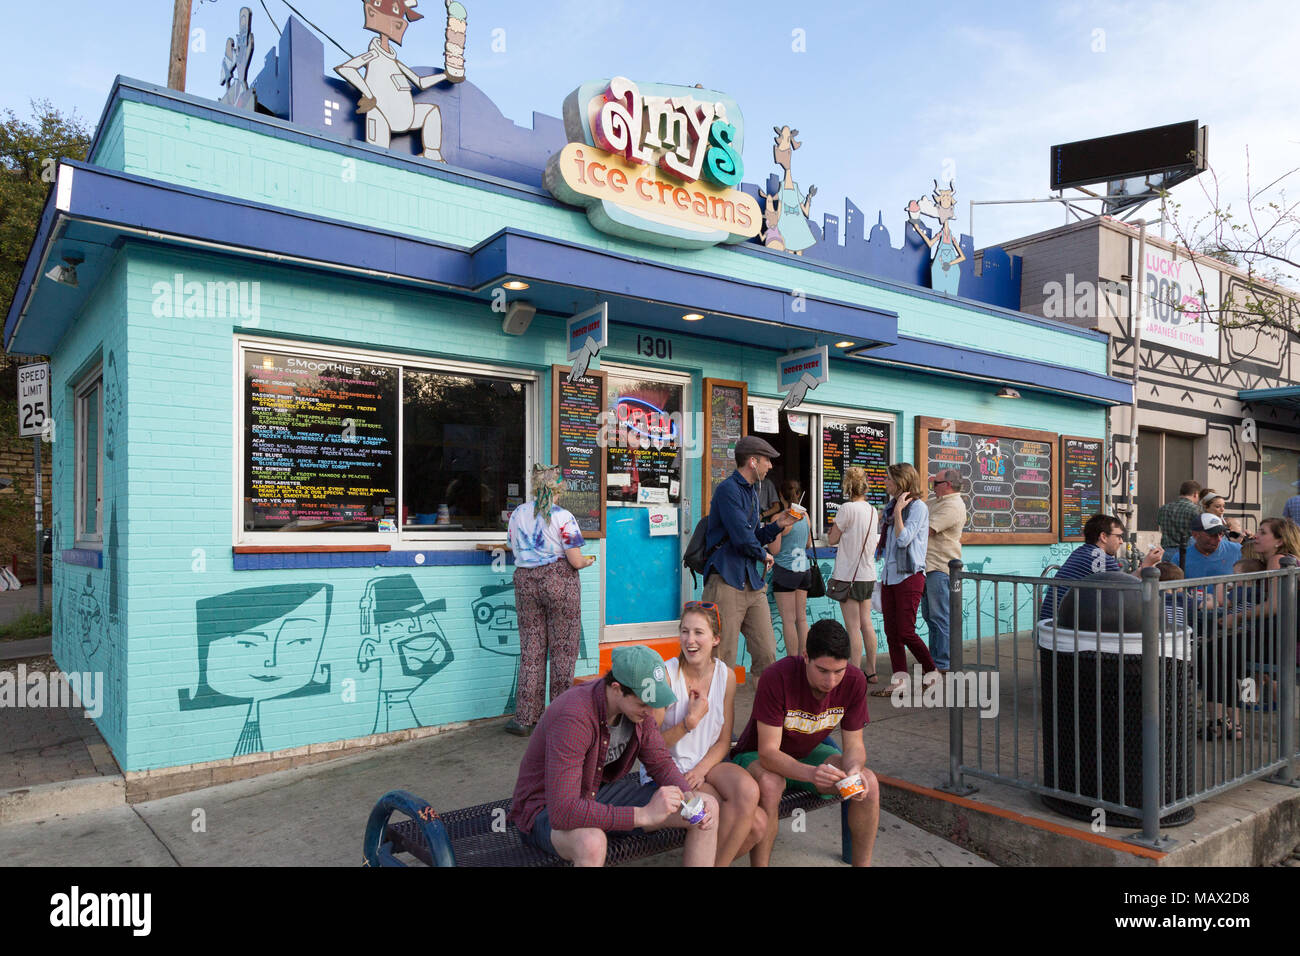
[917,417,1058,544]
[604,374,683,506]
[1060,435,1105,542]
[244,349,398,531]
[702,379,747,514]
[822,417,892,525]
[551,366,606,538]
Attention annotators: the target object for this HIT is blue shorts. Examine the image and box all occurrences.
[521,777,658,857]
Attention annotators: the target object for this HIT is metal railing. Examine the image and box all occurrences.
[944,557,1300,848]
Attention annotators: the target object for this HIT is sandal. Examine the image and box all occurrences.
[864,672,880,684]
[1223,719,1244,740]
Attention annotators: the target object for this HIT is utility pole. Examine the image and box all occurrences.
[1127,220,1149,570]
[168,0,193,92]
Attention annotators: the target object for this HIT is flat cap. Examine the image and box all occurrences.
[735,434,780,460]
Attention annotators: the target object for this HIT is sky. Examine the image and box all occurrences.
[2,0,1297,253]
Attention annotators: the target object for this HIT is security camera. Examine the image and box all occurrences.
[502,301,536,336]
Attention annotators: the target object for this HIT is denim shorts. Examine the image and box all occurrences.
[521,776,658,856]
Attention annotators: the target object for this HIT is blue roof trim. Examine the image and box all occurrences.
[855,335,1132,406]
[233,549,512,570]
[3,181,62,350]
[89,78,1101,347]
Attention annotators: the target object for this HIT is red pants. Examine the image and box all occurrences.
[513,560,581,725]
[882,572,936,677]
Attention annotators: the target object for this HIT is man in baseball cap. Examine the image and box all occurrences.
[1184,511,1241,583]
[509,644,719,866]
[923,468,966,671]
[700,435,796,677]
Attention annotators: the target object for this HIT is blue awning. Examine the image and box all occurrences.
[1240,387,1300,413]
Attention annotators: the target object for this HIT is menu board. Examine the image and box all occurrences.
[822,418,892,525]
[917,417,1058,544]
[244,349,398,531]
[702,379,747,514]
[605,374,683,506]
[1060,435,1105,542]
[551,366,606,538]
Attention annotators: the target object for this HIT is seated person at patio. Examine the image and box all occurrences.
[642,601,765,867]
[1182,513,1242,583]
[508,645,719,867]
[1039,514,1163,620]
[730,618,880,867]
[1157,561,1189,629]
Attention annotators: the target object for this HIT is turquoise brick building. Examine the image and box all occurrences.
[4,18,1129,776]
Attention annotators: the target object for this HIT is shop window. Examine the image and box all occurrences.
[1262,445,1300,519]
[402,370,527,532]
[1137,429,1196,530]
[75,368,104,548]
[240,342,531,542]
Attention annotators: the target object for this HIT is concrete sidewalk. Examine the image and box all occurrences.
[0,704,992,867]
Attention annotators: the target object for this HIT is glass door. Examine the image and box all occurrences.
[602,367,688,639]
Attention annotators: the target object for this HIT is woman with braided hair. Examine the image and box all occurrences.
[504,464,595,736]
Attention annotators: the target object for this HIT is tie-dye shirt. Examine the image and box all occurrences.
[508,501,586,568]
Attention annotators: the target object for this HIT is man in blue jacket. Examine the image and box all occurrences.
[702,436,796,677]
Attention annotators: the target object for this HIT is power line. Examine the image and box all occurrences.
[276,0,353,59]
[259,0,281,37]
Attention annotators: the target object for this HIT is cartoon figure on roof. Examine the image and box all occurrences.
[357,574,454,733]
[767,126,817,255]
[335,0,468,163]
[907,180,967,295]
[179,584,333,758]
[219,7,257,111]
[759,179,784,251]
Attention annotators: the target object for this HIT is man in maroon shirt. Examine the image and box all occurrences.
[731,618,880,866]
[509,644,719,866]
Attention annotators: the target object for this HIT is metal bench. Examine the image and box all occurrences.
[363,777,849,867]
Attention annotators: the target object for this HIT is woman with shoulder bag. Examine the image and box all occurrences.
[767,479,816,658]
[870,463,938,697]
[825,467,881,681]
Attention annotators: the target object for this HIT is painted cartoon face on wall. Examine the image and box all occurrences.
[358,575,453,693]
[77,573,104,658]
[206,588,331,703]
[472,582,517,656]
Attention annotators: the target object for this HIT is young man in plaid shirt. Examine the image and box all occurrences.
[1156,480,1202,568]
[509,644,719,866]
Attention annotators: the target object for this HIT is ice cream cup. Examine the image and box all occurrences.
[679,793,706,826]
[787,501,807,521]
[835,773,866,800]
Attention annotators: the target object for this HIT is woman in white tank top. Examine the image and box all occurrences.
[644,602,766,866]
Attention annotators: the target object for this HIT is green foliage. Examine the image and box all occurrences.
[0,610,53,642]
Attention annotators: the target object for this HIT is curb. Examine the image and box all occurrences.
[0,775,127,826]
[0,636,53,662]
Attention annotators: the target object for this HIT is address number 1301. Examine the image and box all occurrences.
[636,335,674,360]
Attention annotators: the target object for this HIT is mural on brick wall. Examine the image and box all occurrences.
[356,574,454,734]
[334,0,467,162]
[907,181,967,296]
[105,351,121,462]
[179,584,334,757]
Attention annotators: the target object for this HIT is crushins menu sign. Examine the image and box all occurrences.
[544,77,760,249]
[244,350,398,531]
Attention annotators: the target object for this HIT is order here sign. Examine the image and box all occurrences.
[18,362,49,437]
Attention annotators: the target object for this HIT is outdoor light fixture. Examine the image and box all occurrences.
[996,386,1022,399]
[834,341,855,348]
[681,313,704,322]
[45,254,84,288]
[502,280,529,291]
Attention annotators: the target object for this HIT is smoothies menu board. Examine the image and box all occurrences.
[1060,436,1105,541]
[822,418,892,525]
[604,374,683,505]
[702,379,747,514]
[244,349,398,530]
[917,417,1058,544]
[551,366,606,537]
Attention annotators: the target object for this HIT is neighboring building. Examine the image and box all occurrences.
[1002,216,1300,536]
[4,17,1129,778]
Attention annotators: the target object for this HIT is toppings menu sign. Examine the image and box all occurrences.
[822,418,891,523]
[551,365,607,537]
[544,77,759,249]
[917,417,1058,544]
[1060,436,1105,542]
[702,379,747,515]
[244,350,398,531]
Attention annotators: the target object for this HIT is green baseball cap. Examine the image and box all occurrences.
[611,645,677,707]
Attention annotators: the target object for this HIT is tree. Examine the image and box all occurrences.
[0,100,91,386]
[1165,147,1300,332]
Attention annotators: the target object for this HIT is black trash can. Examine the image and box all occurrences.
[1036,621,1195,827]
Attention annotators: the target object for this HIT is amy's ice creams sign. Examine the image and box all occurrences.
[544,78,760,249]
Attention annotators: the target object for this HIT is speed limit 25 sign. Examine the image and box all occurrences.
[18,362,49,437]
